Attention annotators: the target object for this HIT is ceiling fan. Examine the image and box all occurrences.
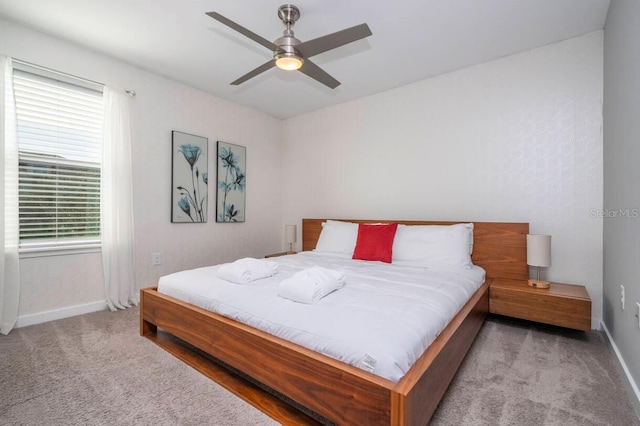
[205,4,372,89]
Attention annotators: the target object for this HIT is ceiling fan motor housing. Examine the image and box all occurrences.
[274,34,302,57]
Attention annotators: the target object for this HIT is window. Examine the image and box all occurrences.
[12,65,103,254]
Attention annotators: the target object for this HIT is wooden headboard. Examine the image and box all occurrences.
[302,219,529,280]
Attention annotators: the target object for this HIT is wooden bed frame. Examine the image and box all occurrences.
[141,219,528,425]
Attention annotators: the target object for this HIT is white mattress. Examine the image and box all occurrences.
[157,252,485,382]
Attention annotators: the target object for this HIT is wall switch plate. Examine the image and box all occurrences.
[152,252,162,266]
[636,302,640,329]
[621,285,625,310]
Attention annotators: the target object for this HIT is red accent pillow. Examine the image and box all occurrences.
[352,223,398,263]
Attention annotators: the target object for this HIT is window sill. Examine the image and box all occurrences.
[19,244,101,259]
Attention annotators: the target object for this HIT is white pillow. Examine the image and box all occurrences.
[314,220,358,255]
[392,223,474,268]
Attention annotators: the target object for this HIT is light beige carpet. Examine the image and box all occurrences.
[0,307,276,426]
[431,316,640,426]
[1,307,638,425]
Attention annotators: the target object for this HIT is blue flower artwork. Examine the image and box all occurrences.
[216,141,246,223]
[171,131,208,223]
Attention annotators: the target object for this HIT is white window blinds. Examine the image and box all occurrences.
[12,68,103,251]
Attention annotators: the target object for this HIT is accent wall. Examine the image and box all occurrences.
[603,0,640,405]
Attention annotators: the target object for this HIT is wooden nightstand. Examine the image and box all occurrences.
[264,251,296,258]
[489,278,591,331]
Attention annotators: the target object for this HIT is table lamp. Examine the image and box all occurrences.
[527,234,551,289]
[285,224,296,254]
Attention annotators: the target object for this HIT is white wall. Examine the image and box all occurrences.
[603,0,640,400]
[282,32,604,327]
[0,19,283,321]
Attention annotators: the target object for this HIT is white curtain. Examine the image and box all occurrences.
[0,55,21,334]
[101,87,137,311]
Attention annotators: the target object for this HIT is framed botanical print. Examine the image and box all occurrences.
[171,131,208,223]
[216,141,246,223]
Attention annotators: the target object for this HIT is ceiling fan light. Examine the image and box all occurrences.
[275,53,303,71]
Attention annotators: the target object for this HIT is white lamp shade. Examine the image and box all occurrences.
[285,224,297,244]
[527,234,551,267]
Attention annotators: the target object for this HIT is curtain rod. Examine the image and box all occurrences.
[12,58,103,87]
[12,58,136,97]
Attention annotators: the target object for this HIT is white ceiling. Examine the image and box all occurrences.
[0,0,610,119]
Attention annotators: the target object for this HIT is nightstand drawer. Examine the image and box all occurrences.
[490,279,591,331]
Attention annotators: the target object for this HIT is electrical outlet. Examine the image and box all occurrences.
[152,252,162,266]
[621,285,625,310]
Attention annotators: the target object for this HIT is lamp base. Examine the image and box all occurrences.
[528,279,550,289]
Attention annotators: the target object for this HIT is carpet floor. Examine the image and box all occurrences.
[1,307,638,425]
[0,307,276,426]
[431,316,640,426]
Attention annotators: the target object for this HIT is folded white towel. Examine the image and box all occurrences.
[217,258,278,284]
[278,266,346,304]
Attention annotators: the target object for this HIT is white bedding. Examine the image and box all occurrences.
[157,252,485,382]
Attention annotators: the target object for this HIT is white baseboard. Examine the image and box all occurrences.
[601,320,640,410]
[592,316,602,331]
[16,300,108,328]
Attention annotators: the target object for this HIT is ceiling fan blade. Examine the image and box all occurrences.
[206,11,278,51]
[298,59,340,89]
[297,23,372,58]
[230,60,276,85]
